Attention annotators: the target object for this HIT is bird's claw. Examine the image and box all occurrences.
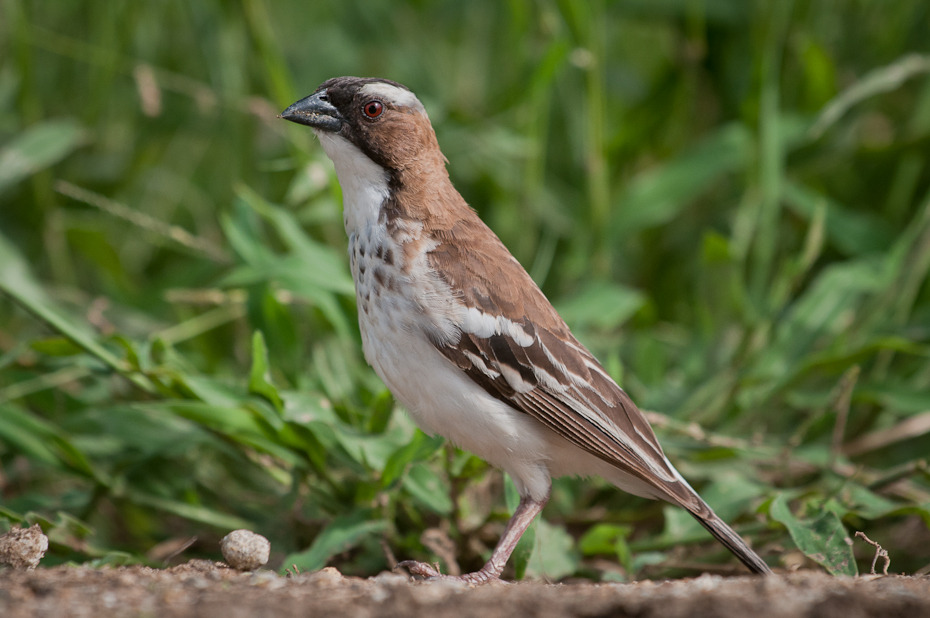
[395,560,444,579]
[394,560,502,585]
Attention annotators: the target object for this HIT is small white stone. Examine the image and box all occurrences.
[220,529,270,571]
[0,523,48,569]
[306,566,344,585]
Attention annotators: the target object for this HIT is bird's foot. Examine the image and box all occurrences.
[394,560,503,585]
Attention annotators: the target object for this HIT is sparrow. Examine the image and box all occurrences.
[280,76,772,581]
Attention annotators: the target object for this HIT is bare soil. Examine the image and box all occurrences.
[1,561,928,618]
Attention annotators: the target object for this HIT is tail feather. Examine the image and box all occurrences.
[690,509,772,575]
[657,466,772,574]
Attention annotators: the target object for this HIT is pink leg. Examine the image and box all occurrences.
[396,492,549,584]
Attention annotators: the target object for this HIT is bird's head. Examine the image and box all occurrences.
[280,77,442,173]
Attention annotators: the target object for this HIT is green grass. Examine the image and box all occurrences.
[2,0,930,579]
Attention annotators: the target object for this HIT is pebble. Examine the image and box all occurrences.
[0,524,48,569]
[220,530,270,571]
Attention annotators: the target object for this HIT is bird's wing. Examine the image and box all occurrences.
[425,215,702,509]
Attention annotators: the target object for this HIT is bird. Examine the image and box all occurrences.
[279,76,772,582]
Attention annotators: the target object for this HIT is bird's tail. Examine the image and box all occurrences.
[655,461,771,574]
[688,507,772,574]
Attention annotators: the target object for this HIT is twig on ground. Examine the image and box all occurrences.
[379,538,398,569]
[284,564,301,577]
[855,531,890,575]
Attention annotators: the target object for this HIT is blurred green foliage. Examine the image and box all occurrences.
[2,0,930,579]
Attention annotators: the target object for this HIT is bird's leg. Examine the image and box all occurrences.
[396,492,549,584]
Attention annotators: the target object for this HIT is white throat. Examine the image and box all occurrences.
[315,131,390,233]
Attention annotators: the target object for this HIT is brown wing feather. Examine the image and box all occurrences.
[423,207,702,509]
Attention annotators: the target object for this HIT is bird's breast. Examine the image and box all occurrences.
[350,225,415,336]
[349,219,462,368]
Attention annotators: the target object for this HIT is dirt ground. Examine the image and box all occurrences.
[1,561,929,618]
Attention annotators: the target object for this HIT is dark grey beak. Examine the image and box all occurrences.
[279,89,343,132]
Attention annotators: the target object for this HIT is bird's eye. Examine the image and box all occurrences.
[363,101,383,119]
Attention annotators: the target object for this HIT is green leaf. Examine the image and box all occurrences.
[281,512,386,572]
[861,384,930,414]
[125,491,252,530]
[403,463,453,515]
[0,232,48,308]
[0,119,85,192]
[0,403,61,466]
[632,552,670,573]
[154,402,265,436]
[29,336,84,357]
[579,523,632,574]
[0,403,104,482]
[555,280,646,331]
[610,123,753,235]
[840,484,900,521]
[0,276,155,395]
[0,507,26,527]
[235,184,354,293]
[525,518,579,581]
[180,375,247,408]
[249,330,284,412]
[381,430,444,488]
[366,390,394,434]
[699,475,767,523]
[784,181,895,256]
[39,511,95,542]
[331,425,406,471]
[150,401,303,465]
[770,494,857,575]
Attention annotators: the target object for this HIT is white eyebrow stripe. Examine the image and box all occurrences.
[360,82,425,112]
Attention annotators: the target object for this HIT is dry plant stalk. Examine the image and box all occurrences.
[855,531,890,575]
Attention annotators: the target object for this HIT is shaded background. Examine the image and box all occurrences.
[1,0,929,579]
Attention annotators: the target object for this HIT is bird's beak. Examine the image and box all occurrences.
[279,89,343,132]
